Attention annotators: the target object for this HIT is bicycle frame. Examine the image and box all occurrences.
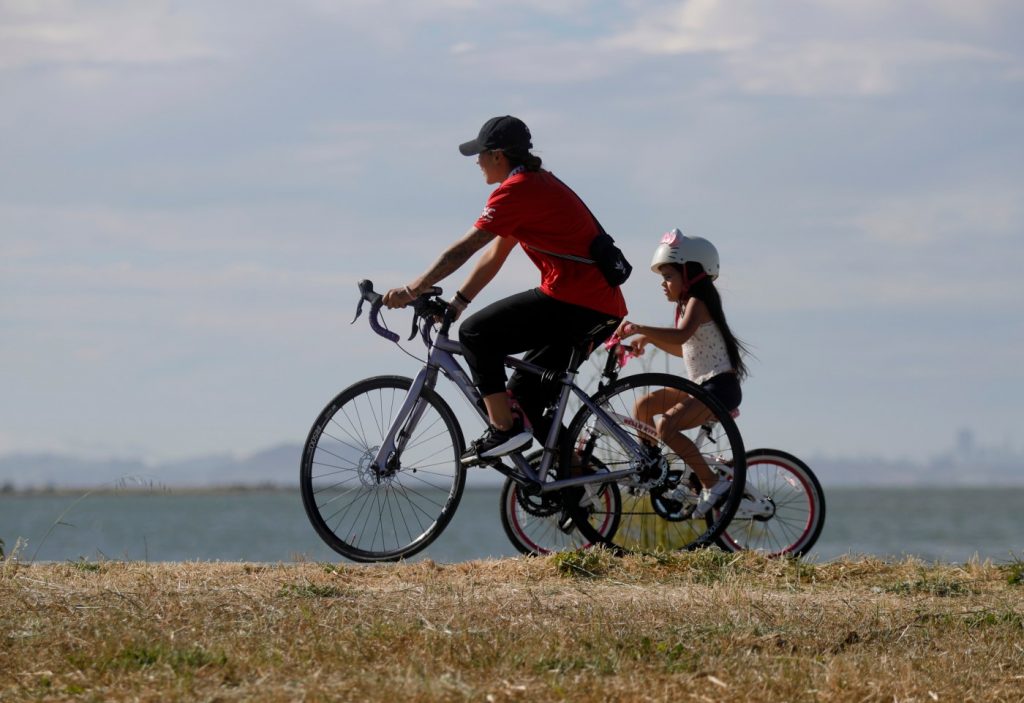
[365,299,649,495]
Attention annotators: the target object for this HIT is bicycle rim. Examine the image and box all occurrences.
[300,375,466,562]
[717,449,825,558]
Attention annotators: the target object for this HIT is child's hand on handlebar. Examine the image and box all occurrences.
[615,319,640,339]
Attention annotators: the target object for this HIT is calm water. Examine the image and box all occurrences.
[1,487,1021,564]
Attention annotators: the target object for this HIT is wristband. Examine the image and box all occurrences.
[622,322,637,336]
[404,285,416,299]
[455,290,472,305]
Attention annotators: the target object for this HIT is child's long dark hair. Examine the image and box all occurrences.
[675,262,750,380]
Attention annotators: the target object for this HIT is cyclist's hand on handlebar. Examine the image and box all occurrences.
[383,285,417,309]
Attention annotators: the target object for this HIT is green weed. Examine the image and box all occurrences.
[551,548,612,578]
[1001,557,1024,586]
[68,557,104,572]
[278,582,349,598]
[886,577,972,597]
[114,644,227,672]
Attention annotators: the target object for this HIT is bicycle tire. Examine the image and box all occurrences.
[300,375,466,562]
[560,373,746,553]
[716,448,825,558]
[500,450,621,556]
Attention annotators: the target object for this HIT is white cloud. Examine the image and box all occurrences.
[608,0,758,54]
[0,1,224,71]
[853,188,1023,246]
[736,39,1013,96]
[605,0,1023,96]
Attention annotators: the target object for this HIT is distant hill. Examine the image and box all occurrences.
[802,453,1023,487]
[0,445,301,491]
[1,433,1021,490]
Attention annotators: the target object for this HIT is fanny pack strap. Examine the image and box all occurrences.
[522,172,605,264]
[523,244,595,264]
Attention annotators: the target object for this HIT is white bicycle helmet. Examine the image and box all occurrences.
[649,228,720,280]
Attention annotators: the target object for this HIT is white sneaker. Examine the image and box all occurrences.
[692,480,730,519]
[579,484,600,508]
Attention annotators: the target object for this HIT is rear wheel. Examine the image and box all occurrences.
[300,375,466,562]
[560,373,746,553]
[500,450,621,555]
[716,449,825,558]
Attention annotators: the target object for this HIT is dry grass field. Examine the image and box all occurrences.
[2,549,1023,702]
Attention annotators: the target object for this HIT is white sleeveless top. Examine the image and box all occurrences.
[681,321,734,384]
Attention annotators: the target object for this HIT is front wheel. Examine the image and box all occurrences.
[716,449,826,558]
[300,375,466,562]
[561,373,746,553]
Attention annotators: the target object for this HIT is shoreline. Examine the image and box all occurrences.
[6,483,1024,497]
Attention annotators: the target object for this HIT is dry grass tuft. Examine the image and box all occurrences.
[2,552,1022,701]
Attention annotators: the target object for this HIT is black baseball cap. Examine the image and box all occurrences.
[458,116,533,156]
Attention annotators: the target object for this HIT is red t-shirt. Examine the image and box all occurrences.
[473,170,628,318]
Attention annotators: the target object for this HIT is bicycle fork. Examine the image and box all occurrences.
[370,366,439,478]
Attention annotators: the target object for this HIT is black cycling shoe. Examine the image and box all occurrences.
[461,418,532,465]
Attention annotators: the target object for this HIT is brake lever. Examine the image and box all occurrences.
[408,311,420,340]
[353,279,375,324]
[352,296,365,325]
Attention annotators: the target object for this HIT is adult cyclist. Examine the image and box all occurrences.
[383,115,627,463]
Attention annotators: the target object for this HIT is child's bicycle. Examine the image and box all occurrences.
[299,281,747,562]
[502,340,826,558]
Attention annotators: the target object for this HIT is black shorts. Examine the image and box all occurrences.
[700,372,741,413]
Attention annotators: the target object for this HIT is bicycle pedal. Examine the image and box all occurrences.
[467,456,506,470]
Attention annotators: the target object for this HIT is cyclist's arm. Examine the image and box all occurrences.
[618,298,710,354]
[453,232,515,302]
[634,335,683,357]
[384,227,496,308]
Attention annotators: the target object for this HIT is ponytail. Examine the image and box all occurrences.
[676,262,750,380]
[503,148,543,172]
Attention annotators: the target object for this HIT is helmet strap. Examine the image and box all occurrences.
[681,269,707,294]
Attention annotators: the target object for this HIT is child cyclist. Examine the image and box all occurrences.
[614,228,749,518]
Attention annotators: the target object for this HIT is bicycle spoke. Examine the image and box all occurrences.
[718,451,824,558]
[561,373,745,553]
[301,376,466,562]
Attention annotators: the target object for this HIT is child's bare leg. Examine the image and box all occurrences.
[655,397,718,488]
[634,389,718,485]
[633,388,689,443]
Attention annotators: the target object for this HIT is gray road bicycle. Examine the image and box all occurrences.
[300,281,746,562]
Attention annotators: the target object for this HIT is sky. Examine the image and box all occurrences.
[2,0,1023,467]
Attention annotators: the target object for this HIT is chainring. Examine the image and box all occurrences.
[514,483,562,517]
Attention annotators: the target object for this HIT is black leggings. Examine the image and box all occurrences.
[459,288,620,432]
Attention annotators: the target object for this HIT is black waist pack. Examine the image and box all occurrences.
[588,232,633,286]
[527,232,633,287]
